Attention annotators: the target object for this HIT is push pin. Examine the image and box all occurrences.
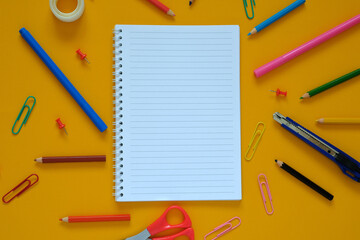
[76,49,90,64]
[270,88,287,96]
[56,118,68,135]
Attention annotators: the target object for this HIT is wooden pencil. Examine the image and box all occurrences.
[59,214,130,223]
[34,155,106,163]
[275,160,333,201]
[317,118,360,124]
[301,68,360,99]
[147,0,175,16]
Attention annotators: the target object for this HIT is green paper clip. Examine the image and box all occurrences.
[12,96,36,134]
[243,0,256,19]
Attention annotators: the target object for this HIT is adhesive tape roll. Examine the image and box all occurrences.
[50,0,85,22]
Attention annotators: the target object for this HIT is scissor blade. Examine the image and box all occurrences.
[124,229,151,240]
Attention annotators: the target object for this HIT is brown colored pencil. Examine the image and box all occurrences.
[34,155,106,163]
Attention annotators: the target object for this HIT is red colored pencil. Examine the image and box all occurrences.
[59,215,131,223]
[147,0,175,16]
[34,155,106,163]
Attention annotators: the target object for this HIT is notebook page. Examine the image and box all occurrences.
[114,25,241,202]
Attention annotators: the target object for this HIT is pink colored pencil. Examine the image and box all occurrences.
[147,0,175,16]
[254,14,360,78]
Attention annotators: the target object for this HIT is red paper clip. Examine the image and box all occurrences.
[2,174,39,203]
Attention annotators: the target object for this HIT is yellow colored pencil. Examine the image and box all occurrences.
[317,118,360,124]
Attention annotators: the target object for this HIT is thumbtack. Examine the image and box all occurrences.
[270,88,287,96]
[56,118,68,135]
[76,49,90,64]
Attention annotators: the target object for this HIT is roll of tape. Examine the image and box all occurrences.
[50,0,85,22]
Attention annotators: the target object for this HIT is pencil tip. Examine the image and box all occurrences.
[275,159,278,162]
[59,219,63,221]
[247,32,251,36]
[300,97,303,99]
[189,2,192,5]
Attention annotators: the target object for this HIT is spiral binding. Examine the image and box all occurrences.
[113,27,124,199]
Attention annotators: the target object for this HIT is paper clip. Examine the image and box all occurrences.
[258,174,274,215]
[245,122,265,161]
[204,217,241,240]
[2,174,39,204]
[12,96,36,134]
[243,0,256,19]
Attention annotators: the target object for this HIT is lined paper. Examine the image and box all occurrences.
[114,25,241,202]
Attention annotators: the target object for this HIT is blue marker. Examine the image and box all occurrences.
[20,28,108,132]
[248,0,305,36]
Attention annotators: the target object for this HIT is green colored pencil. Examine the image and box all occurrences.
[301,68,360,99]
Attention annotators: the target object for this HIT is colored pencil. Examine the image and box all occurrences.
[147,0,175,16]
[34,155,106,163]
[301,68,360,99]
[317,118,360,124]
[254,14,360,77]
[275,160,333,201]
[59,215,130,223]
[248,0,305,36]
[189,0,194,6]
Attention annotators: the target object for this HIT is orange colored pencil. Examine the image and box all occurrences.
[147,0,175,16]
[59,214,130,223]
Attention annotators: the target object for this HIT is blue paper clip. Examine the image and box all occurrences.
[243,0,256,19]
[12,96,36,134]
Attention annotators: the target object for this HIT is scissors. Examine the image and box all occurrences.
[124,205,194,240]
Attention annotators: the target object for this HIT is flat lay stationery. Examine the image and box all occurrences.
[113,25,241,202]
[1,1,359,239]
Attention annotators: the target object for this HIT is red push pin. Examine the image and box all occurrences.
[76,49,90,64]
[56,118,68,135]
[270,88,287,96]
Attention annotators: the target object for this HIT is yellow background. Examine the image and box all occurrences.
[1,0,360,239]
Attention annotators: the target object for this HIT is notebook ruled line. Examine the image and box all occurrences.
[130,132,234,135]
[130,179,235,183]
[130,168,233,171]
[129,150,234,153]
[131,173,235,176]
[130,55,232,58]
[130,161,234,164]
[130,144,234,147]
[131,186,234,189]
[129,156,234,158]
[129,138,233,140]
[129,37,232,40]
[131,192,235,195]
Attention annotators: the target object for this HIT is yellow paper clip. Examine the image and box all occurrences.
[12,96,36,135]
[245,122,265,160]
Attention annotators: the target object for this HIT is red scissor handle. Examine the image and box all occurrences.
[147,205,192,236]
[152,228,194,240]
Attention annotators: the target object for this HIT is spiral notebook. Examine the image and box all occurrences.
[113,25,241,202]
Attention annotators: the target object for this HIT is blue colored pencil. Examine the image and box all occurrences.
[248,0,305,36]
[19,28,108,132]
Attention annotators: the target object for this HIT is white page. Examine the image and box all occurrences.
[113,25,241,202]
